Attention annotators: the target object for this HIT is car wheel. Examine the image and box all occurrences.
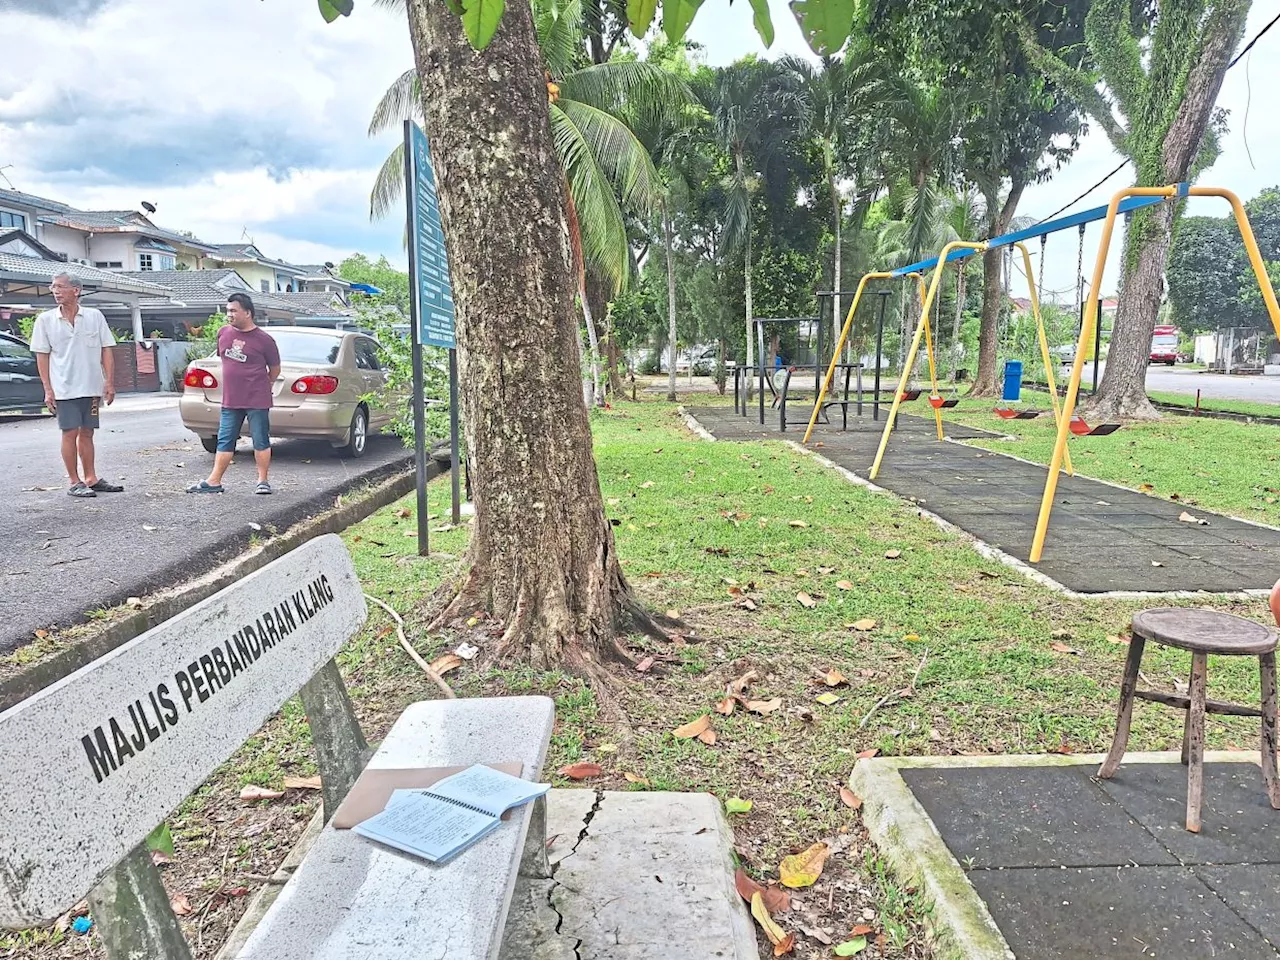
[340,406,368,459]
[201,436,219,454]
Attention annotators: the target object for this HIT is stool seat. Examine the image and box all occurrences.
[1132,608,1277,655]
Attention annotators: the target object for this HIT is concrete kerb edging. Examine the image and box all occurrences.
[0,463,428,712]
[677,405,717,442]
[849,750,1263,960]
[215,808,326,960]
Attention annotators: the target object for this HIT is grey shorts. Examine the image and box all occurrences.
[56,397,100,431]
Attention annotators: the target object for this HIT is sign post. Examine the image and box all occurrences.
[404,120,460,555]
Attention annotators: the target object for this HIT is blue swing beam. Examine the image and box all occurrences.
[886,194,1168,277]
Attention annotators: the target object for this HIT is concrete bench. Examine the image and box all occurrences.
[0,533,554,960]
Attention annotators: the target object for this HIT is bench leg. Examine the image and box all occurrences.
[88,843,193,960]
[519,794,551,880]
[1261,653,1280,808]
[300,659,372,821]
[1099,636,1146,778]
[1186,651,1208,833]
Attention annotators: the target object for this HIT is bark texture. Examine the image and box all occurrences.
[664,201,677,402]
[971,182,1024,396]
[405,0,647,670]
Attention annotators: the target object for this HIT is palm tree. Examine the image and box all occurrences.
[696,59,802,387]
[780,40,880,355]
[367,0,691,403]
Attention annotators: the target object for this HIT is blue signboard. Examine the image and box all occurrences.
[408,122,456,349]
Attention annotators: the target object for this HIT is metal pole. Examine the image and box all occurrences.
[756,320,765,425]
[873,290,890,421]
[1092,297,1102,394]
[448,347,461,525]
[403,120,429,557]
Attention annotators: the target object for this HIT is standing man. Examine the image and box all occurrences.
[188,293,280,495]
[31,272,124,498]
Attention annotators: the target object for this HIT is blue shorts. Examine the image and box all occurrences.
[217,408,271,453]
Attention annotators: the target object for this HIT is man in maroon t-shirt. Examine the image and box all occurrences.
[187,293,281,495]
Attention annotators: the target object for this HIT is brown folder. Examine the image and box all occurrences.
[332,763,526,829]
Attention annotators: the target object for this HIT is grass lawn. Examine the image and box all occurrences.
[9,398,1278,960]
[1147,389,1280,419]
[944,389,1280,526]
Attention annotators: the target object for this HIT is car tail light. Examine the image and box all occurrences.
[185,367,218,389]
[292,375,339,395]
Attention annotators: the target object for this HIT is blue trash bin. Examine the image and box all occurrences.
[1002,359,1023,401]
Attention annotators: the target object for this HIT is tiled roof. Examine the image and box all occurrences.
[0,187,72,214]
[267,291,352,315]
[118,268,250,305]
[0,252,168,295]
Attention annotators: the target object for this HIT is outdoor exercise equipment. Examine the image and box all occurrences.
[1030,184,1280,563]
[801,272,938,444]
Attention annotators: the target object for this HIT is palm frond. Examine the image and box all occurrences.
[559,60,695,132]
[556,99,660,215]
[720,173,751,252]
[369,69,420,136]
[369,142,405,221]
[536,0,584,80]
[550,104,630,295]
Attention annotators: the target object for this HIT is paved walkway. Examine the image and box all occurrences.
[687,405,1280,594]
[904,760,1280,959]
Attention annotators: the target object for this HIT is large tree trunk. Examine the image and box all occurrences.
[971,181,1024,396]
[664,201,678,402]
[405,0,653,672]
[1086,1,1247,421]
[830,171,842,360]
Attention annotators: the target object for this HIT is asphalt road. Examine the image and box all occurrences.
[1077,362,1280,404]
[0,395,411,653]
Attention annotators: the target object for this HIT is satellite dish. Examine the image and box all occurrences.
[324,261,335,269]
[141,201,157,214]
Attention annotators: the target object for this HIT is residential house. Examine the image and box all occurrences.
[206,243,310,294]
[0,187,218,272]
[293,264,354,296]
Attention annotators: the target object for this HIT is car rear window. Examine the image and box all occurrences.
[269,331,343,365]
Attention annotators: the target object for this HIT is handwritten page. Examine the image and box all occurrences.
[428,764,550,817]
[354,793,497,863]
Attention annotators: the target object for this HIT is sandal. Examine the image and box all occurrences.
[88,479,124,493]
[68,483,96,498]
[186,481,224,494]
[254,481,273,495]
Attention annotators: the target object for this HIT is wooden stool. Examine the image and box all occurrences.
[1098,608,1280,833]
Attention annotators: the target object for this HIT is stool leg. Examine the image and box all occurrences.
[1099,636,1146,779]
[1186,651,1208,833]
[1260,652,1280,809]
[1181,661,1196,765]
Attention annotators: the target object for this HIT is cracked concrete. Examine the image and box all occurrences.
[502,790,756,960]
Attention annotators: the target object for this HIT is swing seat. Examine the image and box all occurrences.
[994,407,1043,420]
[1070,415,1121,437]
[929,396,959,409]
[899,389,922,401]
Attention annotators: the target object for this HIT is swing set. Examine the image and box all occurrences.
[800,183,1280,565]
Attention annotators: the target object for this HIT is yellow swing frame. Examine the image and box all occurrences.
[1029,184,1280,562]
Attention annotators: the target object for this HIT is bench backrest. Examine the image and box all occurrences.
[0,534,366,929]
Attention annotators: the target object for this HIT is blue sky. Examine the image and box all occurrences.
[1,0,1277,297]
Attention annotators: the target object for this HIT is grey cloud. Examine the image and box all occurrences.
[3,0,112,17]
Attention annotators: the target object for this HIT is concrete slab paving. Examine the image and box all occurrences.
[502,790,756,960]
[687,405,1280,594]
[1196,864,1280,946]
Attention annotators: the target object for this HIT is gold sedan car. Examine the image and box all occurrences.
[180,327,393,458]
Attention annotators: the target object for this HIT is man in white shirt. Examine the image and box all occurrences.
[30,272,125,498]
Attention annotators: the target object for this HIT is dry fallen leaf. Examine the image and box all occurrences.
[1151,560,1164,567]
[746,697,783,715]
[623,772,650,786]
[697,727,718,746]
[1049,641,1081,655]
[883,549,902,560]
[673,715,712,739]
[789,520,809,528]
[737,597,759,611]
[796,592,817,609]
[1139,483,1154,493]
[634,655,655,673]
[283,775,322,791]
[850,924,874,937]
[640,481,655,489]
[240,785,285,802]
[815,692,842,706]
[779,842,831,888]
[817,566,836,575]
[558,762,603,780]
[715,697,736,716]
[1107,634,1130,645]
[849,618,877,632]
[840,787,863,810]
[734,868,790,914]
[902,633,921,643]
[170,894,193,916]
[856,748,879,760]
[429,653,464,675]
[835,580,854,591]
[825,668,849,687]
[727,670,759,696]
[395,508,411,519]
[1178,511,1209,526]
[751,893,795,955]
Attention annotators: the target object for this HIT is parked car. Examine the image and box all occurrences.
[1051,343,1075,365]
[0,332,48,415]
[180,327,393,457]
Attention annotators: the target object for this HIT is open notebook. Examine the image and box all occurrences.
[353,764,550,864]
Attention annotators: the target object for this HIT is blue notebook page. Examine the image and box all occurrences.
[353,792,499,864]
